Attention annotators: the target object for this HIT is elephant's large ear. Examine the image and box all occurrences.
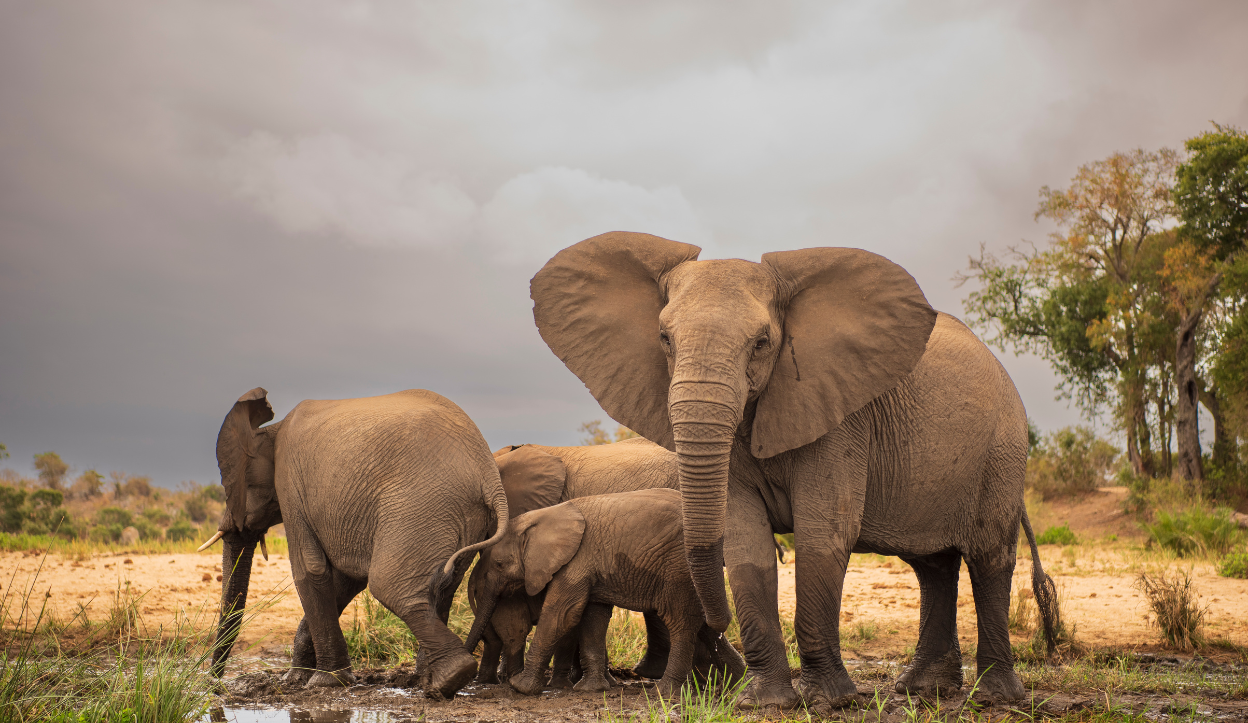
[531,232,701,450]
[754,249,937,458]
[496,445,567,518]
[518,504,586,596]
[215,387,275,532]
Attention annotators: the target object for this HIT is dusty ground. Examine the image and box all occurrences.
[7,487,1248,720]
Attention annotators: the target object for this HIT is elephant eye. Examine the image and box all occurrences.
[659,330,671,346]
[754,336,769,351]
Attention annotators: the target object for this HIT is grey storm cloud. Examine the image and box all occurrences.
[2,0,1246,486]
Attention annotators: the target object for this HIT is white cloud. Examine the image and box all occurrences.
[478,166,712,262]
[225,132,477,247]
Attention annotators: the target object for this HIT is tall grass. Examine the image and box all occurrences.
[1135,570,1207,650]
[1144,507,1241,557]
[1,548,273,722]
[0,529,290,558]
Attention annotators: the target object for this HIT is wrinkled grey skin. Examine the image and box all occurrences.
[530,233,1059,711]
[470,439,715,685]
[466,489,746,698]
[208,388,507,699]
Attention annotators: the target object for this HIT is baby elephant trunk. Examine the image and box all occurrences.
[465,587,499,654]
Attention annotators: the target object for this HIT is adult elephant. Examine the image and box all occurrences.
[529,232,1059,709]
[200,388,507,698]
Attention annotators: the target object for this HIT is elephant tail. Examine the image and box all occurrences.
[1021,508,1061,659]
[430,467,510,613]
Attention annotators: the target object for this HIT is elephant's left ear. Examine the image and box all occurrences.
[754,249,936,458]
[519,503,586,596]
[215,387,275,532]
[496,445,567,518]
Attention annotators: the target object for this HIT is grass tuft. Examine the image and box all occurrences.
[1135,570,1207,651]
[1144,507,1241,557]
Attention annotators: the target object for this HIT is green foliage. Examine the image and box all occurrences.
[0,484,28,533]
[96,507,133,528]
[1027,426,1120,499]
[34,451,69,491]
[1144,506,1241,557]
[70,469,104,499]
[164,519,196,543]
[0,441,8,460]
[1217,549,1248,579]
[1175,124,1248,257]
[344,591,417,665]
[1036,524,1078,546]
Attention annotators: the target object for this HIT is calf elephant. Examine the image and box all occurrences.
[466,489,745,698]
[531,233,1060,709]
[469,439,737,686]
[201,388,507,698]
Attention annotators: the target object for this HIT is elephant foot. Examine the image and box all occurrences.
[896,648,964,696]
[428,651,478,700]
[573,667,617,692]
[509,670,544,696]
[474,665,500,685]
[654,677,682,700]
[632,654,667,679]
[281,667,314,687]
[735,676,801,711]
[548,670,575,689]
[306,668,356,688]
[970,662,1024,704]
[798,669,859,713]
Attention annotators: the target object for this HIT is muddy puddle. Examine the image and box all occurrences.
[212,657,1248,722]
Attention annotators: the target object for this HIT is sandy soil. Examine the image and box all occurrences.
[5,487,1247,663]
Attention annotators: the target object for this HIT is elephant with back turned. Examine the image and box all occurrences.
[530,233,1059,710]
[203,387,507,698]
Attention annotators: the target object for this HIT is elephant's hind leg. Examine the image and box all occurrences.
[966,548,1024,703]
[370,570,477,700]
[285,570,367,686]
[895,550,963,696]
[633,611,670,679]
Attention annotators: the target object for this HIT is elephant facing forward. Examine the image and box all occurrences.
[530,233,1059,710]
[203,388,507,698]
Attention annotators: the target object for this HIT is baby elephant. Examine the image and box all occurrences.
[465,488,743,697]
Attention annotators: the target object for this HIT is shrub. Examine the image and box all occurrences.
[142,507,172,527]
[1144,507,1241,557]
[90,524,125,543]
[96,507,133,529]
[1026,426,1119,500]
[1218,550,1248,579]
[1036,524,1077,546]
[70,469,104,499]
[1136,570,1207,650]
[183,496,208,523]
[166,519,197,542]
[133,518,162,541]
[0,484,29,533]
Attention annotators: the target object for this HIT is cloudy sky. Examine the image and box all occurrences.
[2,1,1246,487]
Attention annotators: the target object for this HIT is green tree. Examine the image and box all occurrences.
[71,469,105,499]
[33,451,69,492]
[0,442,8,460]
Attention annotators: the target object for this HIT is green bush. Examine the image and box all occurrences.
[1036,524,1078,546]
[1218,550,1248,579]
[0,484,27,533]
[1145,507,1241,557]
[96,507,133,529]
[165,519,196,542]
[133,518,162,541]
[90,524,125,543]
[1026,426,1120,500]
[142,507,172,527]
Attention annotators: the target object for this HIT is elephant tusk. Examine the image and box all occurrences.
[197,530,224,552]
[259,538,269,561]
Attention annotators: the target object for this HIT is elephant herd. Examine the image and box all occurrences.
[202,232,1060,710]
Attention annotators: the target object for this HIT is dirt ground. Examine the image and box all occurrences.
[7,487,1248,720]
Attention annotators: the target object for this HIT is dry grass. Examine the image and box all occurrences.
[1135,570,1207,651]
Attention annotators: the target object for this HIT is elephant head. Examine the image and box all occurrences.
[465,503,586,653]
[203,387,284,676]
[530,232,936,631]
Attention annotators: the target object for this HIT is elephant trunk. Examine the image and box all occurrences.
[210,530,259,677]
[670,383,741,634]
[465,585,498,654]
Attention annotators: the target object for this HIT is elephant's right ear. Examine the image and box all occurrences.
[496,445,566,518]
[531,232,701,451]
[215,387,275,532]
[518,503,586,596]
[492,444,522,458]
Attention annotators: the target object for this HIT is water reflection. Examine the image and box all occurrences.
[205,707,394,723]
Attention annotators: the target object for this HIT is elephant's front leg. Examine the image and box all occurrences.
[790,420,870,712]
[572,603,617,692]
[510,576,589,695]
[724,485,799,709]
[287,526,356,688]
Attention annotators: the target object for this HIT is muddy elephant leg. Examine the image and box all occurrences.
[967,547,1024,703]
[895,550,963,695]
[694,625,746,686]
[285,570,367,686]
[510,576,588,695]
[633,612,671,679]
[655,617,698,699]
[724,478,798,709]
[287,521,356,688]
[370,564,477,700]
[547,630,580,688]
[573,603,618,692]
[476,625,504,684]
